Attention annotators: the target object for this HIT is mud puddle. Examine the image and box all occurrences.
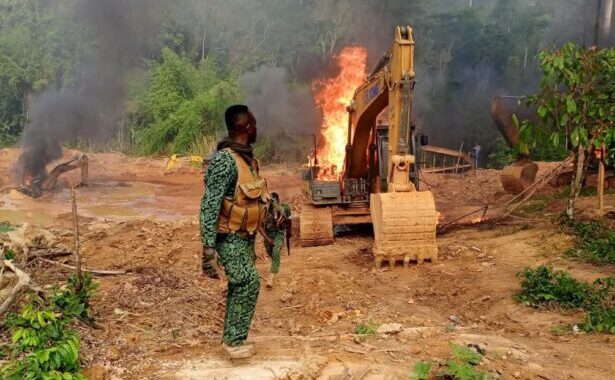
[0,181,187,225]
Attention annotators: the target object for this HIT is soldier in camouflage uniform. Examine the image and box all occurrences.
[200,105,269,359]
[262,192,291,289]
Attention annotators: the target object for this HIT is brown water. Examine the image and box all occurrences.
[0,181,189,227]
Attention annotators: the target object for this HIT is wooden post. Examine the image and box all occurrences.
[71,185,83,287]
[454,140,464,174]
[598,146,605,213]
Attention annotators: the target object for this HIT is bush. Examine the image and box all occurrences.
[517,265,615,333]
[561,218,615,265]
[354,322,379,335]
[131,48,241,156]
[410,343,499,380]
[0,274,97,379]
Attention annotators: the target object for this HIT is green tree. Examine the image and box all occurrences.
[520,43,615,218]
[130,48,241,155]
[0,0,89,146]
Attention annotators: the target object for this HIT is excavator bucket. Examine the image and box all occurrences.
[500,161,539,195]
[370,191,438,267]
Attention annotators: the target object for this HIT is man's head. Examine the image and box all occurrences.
[225,105,257,145]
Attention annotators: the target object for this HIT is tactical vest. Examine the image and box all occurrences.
[217,149,270,235]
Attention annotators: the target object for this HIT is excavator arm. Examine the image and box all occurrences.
[347,26,416,187]
[350,26,438,266]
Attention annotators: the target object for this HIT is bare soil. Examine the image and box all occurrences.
[1,148,614,380]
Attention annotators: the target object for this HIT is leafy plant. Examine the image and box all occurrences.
[520,43,615,218]
[354,322,379,335]
[0,224,14,233]
[408,343,498,380]
[517,265,615,333]
[560,218,615,264]
[409,361,432,380]
[0,274,97,379]
[516,265,594,309]
[3,249,15,260]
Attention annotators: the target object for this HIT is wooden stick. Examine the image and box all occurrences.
[71,185,83,284]
[598,156,605,213]
[454,140,464,174]
[37,258,126,276]
[28,249,72,261]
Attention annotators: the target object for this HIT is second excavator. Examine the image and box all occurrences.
[301,26,438,267]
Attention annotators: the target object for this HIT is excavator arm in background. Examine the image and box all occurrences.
[490,96,538,194]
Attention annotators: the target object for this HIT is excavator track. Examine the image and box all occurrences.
[370,191,438,267]
[299,205,334,247]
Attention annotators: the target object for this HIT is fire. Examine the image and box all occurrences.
[312,46,367,180]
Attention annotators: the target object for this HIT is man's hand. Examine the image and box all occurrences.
[202,246,221,279]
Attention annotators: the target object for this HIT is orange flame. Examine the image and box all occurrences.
[312,46,367,179]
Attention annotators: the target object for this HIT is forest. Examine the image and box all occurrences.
[0,0,612,163]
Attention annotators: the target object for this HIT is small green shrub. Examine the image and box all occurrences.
[516,265,595,309]
[517,265,615,333]
[561,218,615,264]
[0,273,97,379]
[354,322,379,335]
[3,249,15,260]
[0,223,14,233]
[409,361,432,380]
[409,343,498,380]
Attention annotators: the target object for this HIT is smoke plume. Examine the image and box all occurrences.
[239,67,319,136]
[16,0,162,182]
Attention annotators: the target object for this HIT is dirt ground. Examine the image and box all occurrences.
[1,148,615,380]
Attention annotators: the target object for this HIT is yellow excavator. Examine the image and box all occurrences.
[301,26,438,267]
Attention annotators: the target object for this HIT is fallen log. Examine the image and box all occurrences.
[0,260,31,315]
[28,249,72,261]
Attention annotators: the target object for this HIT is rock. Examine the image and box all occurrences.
[83,366,109,380]
[408,298,415,304]
[448,315,462,324]
[281,291,294,303]
[513,371,521,378]
[377,323,404,335]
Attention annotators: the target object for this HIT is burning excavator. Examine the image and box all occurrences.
[18,154,89,198]
[301,26,438,267]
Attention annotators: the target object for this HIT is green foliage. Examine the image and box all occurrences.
[487,138,514,169]
[521,43,615,163]
[516,265,593,309]
[409,361,432,380]
[131,48,241,155]
[3,249,15,260]
[0,274,97,379]
[354,322,379,335]
[0,0,90,146]
[0,223,14,233]
[561,218,615,265]
[516,265,615,333]
[409,342,497,380]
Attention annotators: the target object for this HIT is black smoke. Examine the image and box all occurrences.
[16,0,162,181]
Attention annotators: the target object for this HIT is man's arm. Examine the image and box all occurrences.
[199,151,237,247]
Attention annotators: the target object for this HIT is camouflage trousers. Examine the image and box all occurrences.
[264,229,284,274]
[216,233,260,346]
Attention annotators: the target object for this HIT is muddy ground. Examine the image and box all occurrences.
[1,148,614,380]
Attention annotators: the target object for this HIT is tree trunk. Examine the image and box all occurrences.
[566,145,586,219]
[600,0,614,45]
